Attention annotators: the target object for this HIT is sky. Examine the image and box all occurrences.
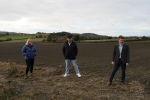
[0,0,150,36]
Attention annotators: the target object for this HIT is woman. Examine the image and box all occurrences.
[22,39,37,79]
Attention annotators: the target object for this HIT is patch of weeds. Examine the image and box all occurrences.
[7,66,18,77]
[0,88,17,100]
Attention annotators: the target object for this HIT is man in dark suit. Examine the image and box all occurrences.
[62,35,81,77]
[108,36,130,85]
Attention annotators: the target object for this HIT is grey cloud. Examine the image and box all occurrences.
[0,0,150,36]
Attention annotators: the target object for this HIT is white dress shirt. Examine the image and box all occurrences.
[119,44,123,58]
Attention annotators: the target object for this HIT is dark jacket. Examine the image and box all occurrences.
[22,45,37,59]
[62,41,78,60]
[112,44,130,64]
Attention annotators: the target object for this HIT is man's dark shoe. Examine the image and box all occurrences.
[107,82,112,86]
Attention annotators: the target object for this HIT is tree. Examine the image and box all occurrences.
[46,34,52,42]
[39,35,43,38]
[74,34,80,42]
[36,36,39,38]
[88,37,92,40]
[6,32,9,35]
[52,38,56,43]
[142,36,148,40]
[42,39,46,43]
[108,36,113,39]
[79,36,84,40]
[6,38,12,41]
[43,35,47,38]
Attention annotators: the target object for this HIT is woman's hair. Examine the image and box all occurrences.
[26,38,32,45]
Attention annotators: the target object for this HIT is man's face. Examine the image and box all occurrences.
[67,38,73,43]
[119,38,124,44]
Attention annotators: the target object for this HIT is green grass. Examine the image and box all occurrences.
[0,38,43,43]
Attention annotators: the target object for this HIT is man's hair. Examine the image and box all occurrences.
[118,35,124,39]
[67,35,73,38]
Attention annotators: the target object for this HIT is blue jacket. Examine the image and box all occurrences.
[22,45,37,59]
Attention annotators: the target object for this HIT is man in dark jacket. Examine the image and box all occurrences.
[62,35,81,77]
[108,36,130,85]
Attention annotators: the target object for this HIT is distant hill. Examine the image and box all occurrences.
[81,33,105,37]
[81,33,109,39]
[0,31,26,34]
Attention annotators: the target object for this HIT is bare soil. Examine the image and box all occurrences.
[0,42,150,100]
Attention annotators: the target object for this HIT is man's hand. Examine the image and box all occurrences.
[126,63,129,66]
[111,61,115,65]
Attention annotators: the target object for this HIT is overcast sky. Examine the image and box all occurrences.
[0,0,150,36]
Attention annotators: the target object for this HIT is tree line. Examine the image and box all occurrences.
[0,31,150,42]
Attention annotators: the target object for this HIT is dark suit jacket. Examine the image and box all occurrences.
[112,44,130,64]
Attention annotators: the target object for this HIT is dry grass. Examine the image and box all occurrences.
[0,87,17,100]
[0,62,147,100]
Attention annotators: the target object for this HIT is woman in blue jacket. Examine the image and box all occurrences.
[22,39,37,79]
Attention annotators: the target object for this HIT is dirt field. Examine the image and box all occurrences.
[0,41,150,100]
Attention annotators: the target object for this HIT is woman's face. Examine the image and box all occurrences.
[28,40,32,45]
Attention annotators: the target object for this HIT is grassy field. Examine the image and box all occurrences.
[0,35,44,43]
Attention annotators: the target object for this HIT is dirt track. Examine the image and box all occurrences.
[0,41,150,100]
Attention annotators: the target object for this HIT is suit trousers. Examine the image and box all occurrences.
[109,59,126,83]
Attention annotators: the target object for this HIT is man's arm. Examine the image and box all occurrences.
[62,44,66,56]
[126,45,130,64]
[112,45,116,63]
[75,43,78,56]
